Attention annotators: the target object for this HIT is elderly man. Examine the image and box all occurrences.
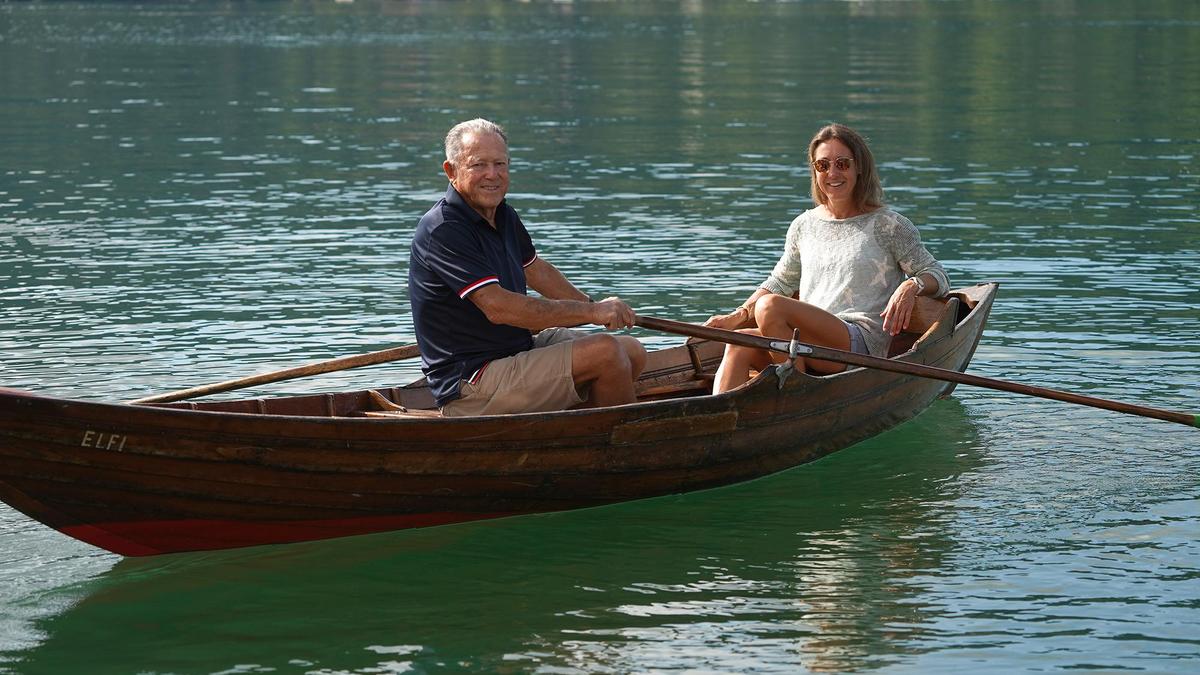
[408,118,646,417]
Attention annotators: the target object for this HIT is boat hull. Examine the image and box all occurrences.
[0,283,997,555]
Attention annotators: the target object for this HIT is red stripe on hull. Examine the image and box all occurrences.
[59,511,519,556]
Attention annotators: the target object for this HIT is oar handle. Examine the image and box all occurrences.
[128,343,422,405]
[636,315,1199,429]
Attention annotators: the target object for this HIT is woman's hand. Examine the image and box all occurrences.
[703,306,750,330]
[880,279,920,335]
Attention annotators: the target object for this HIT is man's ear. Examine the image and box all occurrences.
[443,160,456,184]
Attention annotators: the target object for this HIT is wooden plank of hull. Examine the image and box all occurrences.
[0,283,997,555]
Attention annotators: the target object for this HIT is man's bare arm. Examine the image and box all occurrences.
[470,284,635,332]
[524,257,589,301]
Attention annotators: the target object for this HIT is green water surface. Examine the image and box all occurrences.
[2,1,1198,673]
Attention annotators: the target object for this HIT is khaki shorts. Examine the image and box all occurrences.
[440,328,585,417]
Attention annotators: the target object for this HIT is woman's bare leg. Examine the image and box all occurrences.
[753,294,853,375]
[712,329,775,394]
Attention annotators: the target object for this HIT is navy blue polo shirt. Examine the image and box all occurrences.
[408,185,538,406]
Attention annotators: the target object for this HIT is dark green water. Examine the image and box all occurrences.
[2,1,1198,673]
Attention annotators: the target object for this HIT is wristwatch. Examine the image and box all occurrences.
[909,275,926,294]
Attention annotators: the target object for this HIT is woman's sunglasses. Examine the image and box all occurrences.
[811,156,854,173]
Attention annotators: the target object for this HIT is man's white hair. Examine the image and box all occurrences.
[444,118,508,165]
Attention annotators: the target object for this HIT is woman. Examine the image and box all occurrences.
[705,123,949,394]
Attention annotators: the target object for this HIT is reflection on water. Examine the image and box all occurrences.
[2,1,1200,673]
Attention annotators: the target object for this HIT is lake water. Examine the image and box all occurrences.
[2,1,1199,673]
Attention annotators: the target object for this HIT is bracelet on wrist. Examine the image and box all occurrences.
[908,276,926,295]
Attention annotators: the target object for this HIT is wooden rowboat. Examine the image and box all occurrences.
[0,283,998,556]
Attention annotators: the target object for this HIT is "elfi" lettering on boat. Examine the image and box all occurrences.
[81,430,128,452]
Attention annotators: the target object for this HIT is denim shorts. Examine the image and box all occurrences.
[844,321,869,355]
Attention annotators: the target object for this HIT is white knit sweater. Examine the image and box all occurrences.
[760,207,950,357]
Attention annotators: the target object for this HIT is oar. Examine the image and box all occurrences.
[636,315,1199,429]
[128,343,421,405]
